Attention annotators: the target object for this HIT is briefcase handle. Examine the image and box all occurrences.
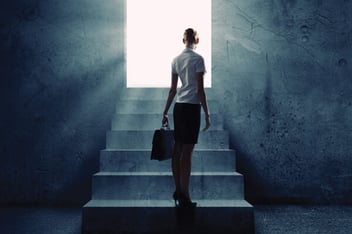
[162,122,170,130]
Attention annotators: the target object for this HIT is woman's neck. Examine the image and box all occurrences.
[185,44,196,49]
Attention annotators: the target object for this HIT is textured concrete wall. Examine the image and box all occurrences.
[0,0,124,205]
[0,0,351,205]
[212,0,352,204]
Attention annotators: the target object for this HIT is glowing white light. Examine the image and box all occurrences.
[126,0,212,88]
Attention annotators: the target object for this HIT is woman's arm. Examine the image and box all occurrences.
[196,72,211,131]
[162,73,178,126]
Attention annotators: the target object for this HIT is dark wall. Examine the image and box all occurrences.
[0,0,351,205]
[0,0,124,205]
[212,0,352,204]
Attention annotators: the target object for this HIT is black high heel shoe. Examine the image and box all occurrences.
[178,193,197,208]
[173,191,180,207]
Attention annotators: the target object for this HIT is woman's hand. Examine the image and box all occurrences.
[162,114,169,127]
[203,114,211,131]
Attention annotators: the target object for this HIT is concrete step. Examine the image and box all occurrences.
[91,172,244,200]
[106,130,229,149]
[111,113,223,130]
[82,199,254,234]
[100,149,236,172]
[115,100,220,114]
[119,88,171,100]
[119,88,216,100]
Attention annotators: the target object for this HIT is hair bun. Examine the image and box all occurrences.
[184,28,197,44]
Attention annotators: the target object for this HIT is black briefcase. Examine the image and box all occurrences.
[151,126,174,161]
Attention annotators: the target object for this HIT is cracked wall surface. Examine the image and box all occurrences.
[0,0,351,204]
[213,0,352,204]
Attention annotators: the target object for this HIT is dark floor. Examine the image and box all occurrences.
[0,205,351,234]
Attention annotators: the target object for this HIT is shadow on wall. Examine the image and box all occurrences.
[1,56,124,205]
[0,0,125,205]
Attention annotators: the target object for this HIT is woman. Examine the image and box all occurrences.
[162,28,211,207]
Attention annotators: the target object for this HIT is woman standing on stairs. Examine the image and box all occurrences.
[162,28,211,208]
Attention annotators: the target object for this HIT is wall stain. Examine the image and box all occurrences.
[264,53,273,133]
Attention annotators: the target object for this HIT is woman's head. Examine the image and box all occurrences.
[183,28,199,48]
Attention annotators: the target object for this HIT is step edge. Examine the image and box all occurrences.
[101,149,235,153]
[83,199,253,208]
[93,171,242,176]
[107,130,229,133]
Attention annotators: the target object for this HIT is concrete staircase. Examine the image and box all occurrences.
[82,88,254,233]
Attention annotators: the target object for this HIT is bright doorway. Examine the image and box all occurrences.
[126,0,212,88]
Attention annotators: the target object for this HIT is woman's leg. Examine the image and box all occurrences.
[179,143,195,200]
[172,142,195,200]
[172,142,183,193]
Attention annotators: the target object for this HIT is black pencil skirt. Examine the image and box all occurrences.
[173,102,201,144]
